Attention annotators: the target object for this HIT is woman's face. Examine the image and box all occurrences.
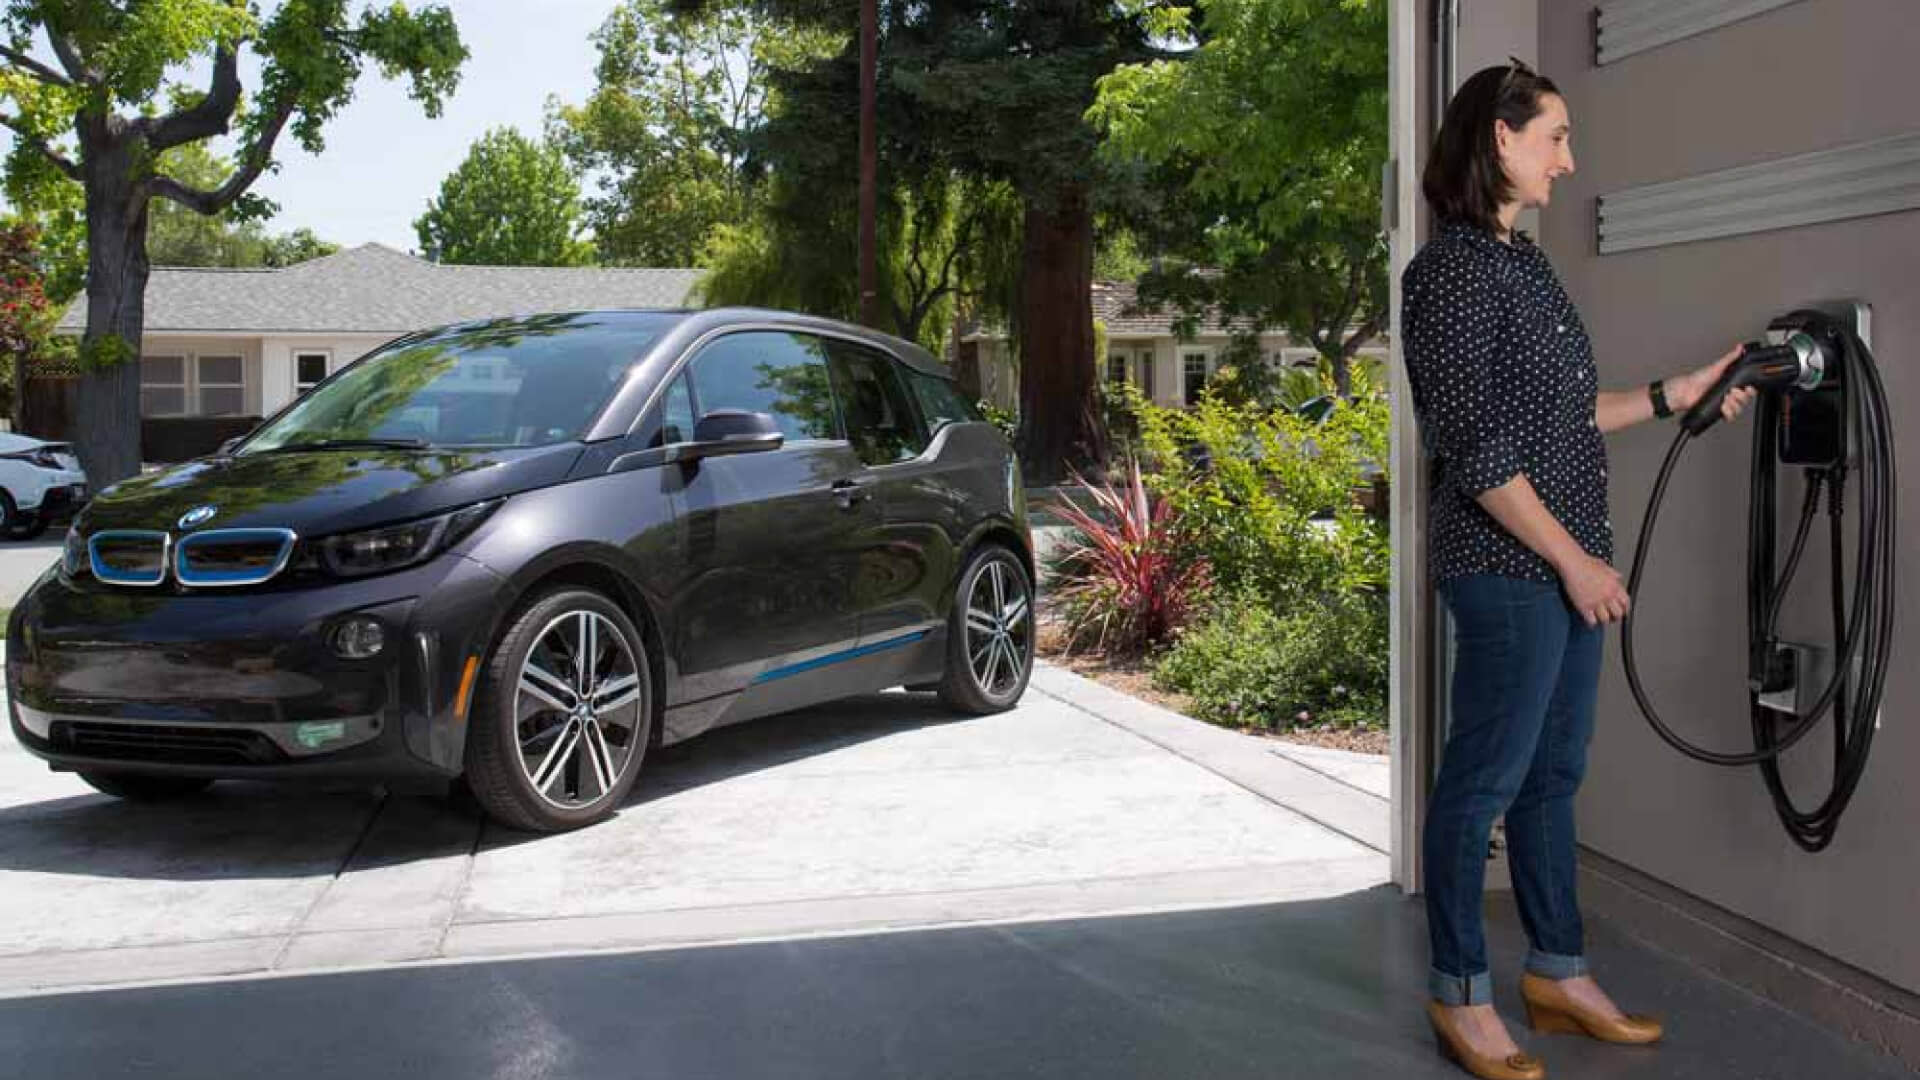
[1496,92,1575,211]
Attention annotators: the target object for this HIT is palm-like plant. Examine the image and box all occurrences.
[1045,457,1210,657]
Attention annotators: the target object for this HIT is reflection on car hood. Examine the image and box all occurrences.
[77,444,584,536]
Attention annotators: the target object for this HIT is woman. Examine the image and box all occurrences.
[1402,60,1756,1080]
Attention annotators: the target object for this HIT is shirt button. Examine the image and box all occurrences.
[1557,324,1566,333]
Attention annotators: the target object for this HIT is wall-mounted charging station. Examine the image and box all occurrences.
[1623,301,1894,852]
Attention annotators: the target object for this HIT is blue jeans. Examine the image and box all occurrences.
[1425,573,1604,1006]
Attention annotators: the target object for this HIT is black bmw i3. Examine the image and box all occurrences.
[7,308,1035,831]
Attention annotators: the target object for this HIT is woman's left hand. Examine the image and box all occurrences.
[1671,345,1760,423]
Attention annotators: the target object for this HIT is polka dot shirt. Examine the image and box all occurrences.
[1401,218,1612,585]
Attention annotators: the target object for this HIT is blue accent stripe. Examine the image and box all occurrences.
[750,629,932,686]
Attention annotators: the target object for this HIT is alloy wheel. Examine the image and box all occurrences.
[963,557,1031,699]
[514,609,646,810]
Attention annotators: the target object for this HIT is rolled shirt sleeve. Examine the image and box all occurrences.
[1401,244,1523,497]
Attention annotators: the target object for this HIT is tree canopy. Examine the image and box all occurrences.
[1092,0,1389,397]
[547,0,835,267]
[414,126,592,266]
[0,0,468,483]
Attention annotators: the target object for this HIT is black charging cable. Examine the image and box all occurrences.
[1620,318,1895,850]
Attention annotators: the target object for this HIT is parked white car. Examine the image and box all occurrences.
[0,433,87,540]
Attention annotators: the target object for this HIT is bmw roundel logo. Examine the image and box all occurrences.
[178,505,219,529]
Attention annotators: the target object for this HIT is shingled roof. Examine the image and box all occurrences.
[56,243,705,335]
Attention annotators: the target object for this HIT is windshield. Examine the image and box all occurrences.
[240,311,681,454]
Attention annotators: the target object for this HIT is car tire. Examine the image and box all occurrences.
[463,588,653,833]
[936,544,1035,715]
[7,510,48,541]
[0,490,15,538]
[79,772,215,801]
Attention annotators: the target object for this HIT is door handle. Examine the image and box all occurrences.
[830,479,873,509]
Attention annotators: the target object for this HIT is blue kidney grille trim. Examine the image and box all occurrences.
[173,528,299,587]
[88,530,170,587]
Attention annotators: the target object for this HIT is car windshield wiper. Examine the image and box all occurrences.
[253,437,431,454]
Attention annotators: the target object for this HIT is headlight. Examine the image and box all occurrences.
[61,525,87,578]
[312,500,501,579]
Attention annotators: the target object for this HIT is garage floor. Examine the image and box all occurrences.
[0,888,1908,1079]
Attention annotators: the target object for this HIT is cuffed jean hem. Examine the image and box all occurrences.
[1525,949,1589,980]
[1429,968,1494,1006]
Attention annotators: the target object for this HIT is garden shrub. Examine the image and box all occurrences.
[1155,589,1388,731]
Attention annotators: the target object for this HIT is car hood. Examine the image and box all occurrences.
[76,443,585,537]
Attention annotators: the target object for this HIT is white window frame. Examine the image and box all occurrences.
[293,350,332,396]
[139,355,189,418]
[194,354,246,417]
[1179,346,1217,406]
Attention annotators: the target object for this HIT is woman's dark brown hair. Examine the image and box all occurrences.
[1422,60,1562,233]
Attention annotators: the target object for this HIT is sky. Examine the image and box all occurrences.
[6,0,617,253]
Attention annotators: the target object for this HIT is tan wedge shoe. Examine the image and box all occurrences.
[1426,1001,1547,1080]
[1520,973,1663,1044]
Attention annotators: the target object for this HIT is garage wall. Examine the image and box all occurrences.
[1532,0,1920,992]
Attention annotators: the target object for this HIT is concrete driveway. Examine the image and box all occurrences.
[0,659,1390,998]
[0,538,59,609]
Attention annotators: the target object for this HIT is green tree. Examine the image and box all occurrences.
[1093,0,1388,398]
[414,127,592,266]
[261,227,338,267]
[146,141,275,267]
[0,0,467,485]
[678,0,1187,483]
[549,0,830,267]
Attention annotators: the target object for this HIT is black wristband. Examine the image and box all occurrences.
[1649,379,1673,419]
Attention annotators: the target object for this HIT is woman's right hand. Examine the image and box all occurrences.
[1559,553,1630,626]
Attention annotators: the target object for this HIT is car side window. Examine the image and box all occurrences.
[827,342,929,466]
[659,373,696,446]
[904,368,984,433]
[686,332,842,442]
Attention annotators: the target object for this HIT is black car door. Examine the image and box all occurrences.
[663,330,880,703]
[823,339,960,648]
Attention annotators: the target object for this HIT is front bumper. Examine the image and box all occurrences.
[7,553,508,783]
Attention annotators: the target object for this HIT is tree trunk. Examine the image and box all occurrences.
[75,146,152,488]
[1015,184,1103,486]
[1330,350,1352,400]
[951,300,981,400]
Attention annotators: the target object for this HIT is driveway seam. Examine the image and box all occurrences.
[433,816,486,959]
[447,855,1388,930]
[1262,748,1390,803]
[268,788,389,971]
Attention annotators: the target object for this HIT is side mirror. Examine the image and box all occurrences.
[672,408,784,463]
[217,436,244,455]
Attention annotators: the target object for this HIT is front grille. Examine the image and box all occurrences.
[175,528,297,587]
[88,530,169,586]
[49,720,285,765]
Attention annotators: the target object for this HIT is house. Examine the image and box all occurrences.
[958,278,1388,410]
[51,243,704,428]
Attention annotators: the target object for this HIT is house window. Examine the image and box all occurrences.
[1182,349,1212,406]
[295,351,330,396]
[1138,351,1155,400]
[197,355,245,416]
[140,356,188,416]
[1107,353,1128,388]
